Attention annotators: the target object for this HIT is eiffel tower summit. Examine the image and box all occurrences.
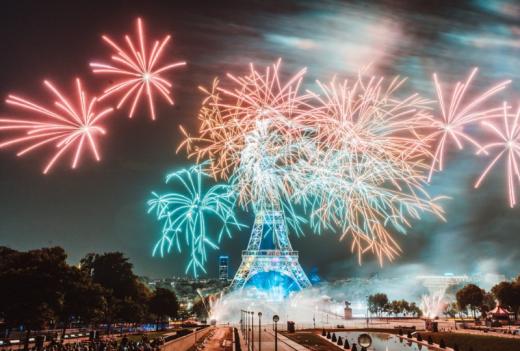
[230,208,311,297]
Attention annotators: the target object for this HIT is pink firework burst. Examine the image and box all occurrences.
[90,18,186,120]
[475,103,520,208]
[426,68,510,181]
[0,79,113,174]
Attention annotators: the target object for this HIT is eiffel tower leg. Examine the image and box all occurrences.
[287,260,312,289]
[230,210,311,293]
[229,255,253,290]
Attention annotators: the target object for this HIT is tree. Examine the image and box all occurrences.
[0,247,70,350]
[148,288,179,330]
[57,266,106,338]
[192,296,209,319]
[481,292,496,317]
[456,284,484,318]
[368,293,388,317]
[444,302,459,318]
[390,300,402,317]
[492,280,520,320]
[408,302,422,317]
[80,252,150,332]
[400,300,410,316]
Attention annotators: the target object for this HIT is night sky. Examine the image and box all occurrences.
[0,0,519,280]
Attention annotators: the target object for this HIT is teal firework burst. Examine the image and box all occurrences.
[147,163,246,277]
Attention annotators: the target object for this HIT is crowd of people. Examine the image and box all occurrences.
[3,336,165,351]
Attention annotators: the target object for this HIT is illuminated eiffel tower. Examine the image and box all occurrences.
[230,210,311,293]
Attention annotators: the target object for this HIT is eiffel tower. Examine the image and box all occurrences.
[230,210,311,293]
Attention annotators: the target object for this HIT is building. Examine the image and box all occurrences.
[219,256,229,281]
[416,273,469,293]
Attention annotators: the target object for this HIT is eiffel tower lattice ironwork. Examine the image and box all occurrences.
[230,210,311,291]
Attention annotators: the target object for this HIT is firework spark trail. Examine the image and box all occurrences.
[178,60,314,227]
[421,291,447,319]
[147,162,245,277]
[474,102,520,208]
[90,18,186,120]
[177,61,447,267]
[425,68,511,181]
[294,74,446,265]
[0,79,113,173]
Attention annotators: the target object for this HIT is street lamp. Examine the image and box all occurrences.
[241,309,248,345]
[246,310,250,345]
[273,315,279,351]
[258,312,262,351]
[366,295,369,328]
[250,311,254,351]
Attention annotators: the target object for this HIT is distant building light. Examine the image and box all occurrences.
[219,256,229,281]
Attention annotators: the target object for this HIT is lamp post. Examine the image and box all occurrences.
[273,315,279,351]
[246,310,250,346]
[366,295,369,328]
[250,311,254,351]
[241,309,248,345]
[258,312,262,351]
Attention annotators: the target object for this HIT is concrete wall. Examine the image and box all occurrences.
[161,327,213,351]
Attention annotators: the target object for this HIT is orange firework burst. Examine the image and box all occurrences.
[90,18,186,120]
[296,73,445,265]
[179,61,446,266]
[178,59,312,181]
[0,79,113,174]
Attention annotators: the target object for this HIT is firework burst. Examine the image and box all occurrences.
[295,74,445,264]
[425,68,510,181]
[179,62,446,266]
[90,18,186,120]
[0,78,113,173]
[147,163,245,277]
[178,60,313,222]
[475,102,520,208]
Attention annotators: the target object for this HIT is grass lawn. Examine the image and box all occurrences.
[283,332,343,351]
[418,332,520,351]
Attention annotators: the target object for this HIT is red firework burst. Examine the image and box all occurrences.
[90,18,186,120]
[0,79,113,174]
[475,103,520,208]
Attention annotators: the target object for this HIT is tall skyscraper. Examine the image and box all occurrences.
[219,256,229,281]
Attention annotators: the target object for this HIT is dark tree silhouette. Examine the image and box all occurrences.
[80,252,150,333]
[492,279,520,320]
[456,284,484,318]
[148,288,179,330]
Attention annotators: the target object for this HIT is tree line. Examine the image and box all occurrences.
[450,277,520,319]
[367,293,423,317]
[367,275,520,320]
[0,247,180,344]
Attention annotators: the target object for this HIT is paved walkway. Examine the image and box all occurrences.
[239,326,309,351]
[199,327,233,351]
